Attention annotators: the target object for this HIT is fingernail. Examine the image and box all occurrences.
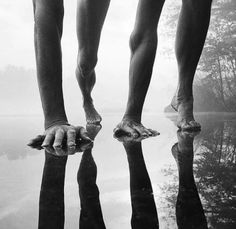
[68,142,76,147]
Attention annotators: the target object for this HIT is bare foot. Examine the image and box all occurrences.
[171,130,200,170]
[113,117,159,138]
[84,102,102,124]
[86,123,102,140]
[171,96,201,131]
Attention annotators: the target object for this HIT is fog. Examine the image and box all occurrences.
[0,0,179,116]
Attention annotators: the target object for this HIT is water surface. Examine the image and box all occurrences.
[0,113,235,229]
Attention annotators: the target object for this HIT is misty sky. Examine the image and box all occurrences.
[0,0,179,115]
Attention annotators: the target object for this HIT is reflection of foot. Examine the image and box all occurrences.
[114,134,147,143]
[113,117,159,138]
[171,96,201,131]
[84,102,102,124]
[171,130,200,169]
[86,124,102,140]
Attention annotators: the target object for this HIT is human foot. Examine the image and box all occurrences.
[86,123,102,140]
[171,96,201,131]
[171,130,200,171]
[113,117,159,138]
[84,102,102,124]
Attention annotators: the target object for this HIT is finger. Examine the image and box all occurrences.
[44,146,55,155]
[147,129,160,136]
[54,147,66,156]
[67,146,77,155]
[28,135,45,146]
[67,129,76,147]
[67,144,77,155]
[42,133,54,147]
[78,127,92,142]
[53,129,64,148]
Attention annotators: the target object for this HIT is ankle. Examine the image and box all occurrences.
[123,114,141,123]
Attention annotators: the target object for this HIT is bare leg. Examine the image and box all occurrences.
[171,0,212,130]
[114,0,165,137]
[76,0,110,124]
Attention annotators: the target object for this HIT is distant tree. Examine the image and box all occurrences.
[198,0,236,111]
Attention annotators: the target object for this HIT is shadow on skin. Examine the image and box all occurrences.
[172,130,208,229]
[38,124,105,229]
[122,138,159,228]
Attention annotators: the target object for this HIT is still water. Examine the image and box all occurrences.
[0,113,235,229]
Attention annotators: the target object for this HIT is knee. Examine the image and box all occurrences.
[77,51,98,76]
[129,30,157,53]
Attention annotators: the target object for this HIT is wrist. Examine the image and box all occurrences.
[44,118,69,130]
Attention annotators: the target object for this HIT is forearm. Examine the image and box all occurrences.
[34,5,67,129]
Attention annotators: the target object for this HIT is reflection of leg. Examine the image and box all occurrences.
[115,0,165,137]
[124,142,159,228]
[172,131,208,229]
[76,0,110,124]
[38,153,67,229]
[172,0,212,130]
[78,150,106,229]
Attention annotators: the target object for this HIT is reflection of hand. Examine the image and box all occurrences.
[43,141,93,156]
[28,125,92,149]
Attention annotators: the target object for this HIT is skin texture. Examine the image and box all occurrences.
[114,0,212,135]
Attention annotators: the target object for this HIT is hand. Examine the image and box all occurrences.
[28,124,92,149]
